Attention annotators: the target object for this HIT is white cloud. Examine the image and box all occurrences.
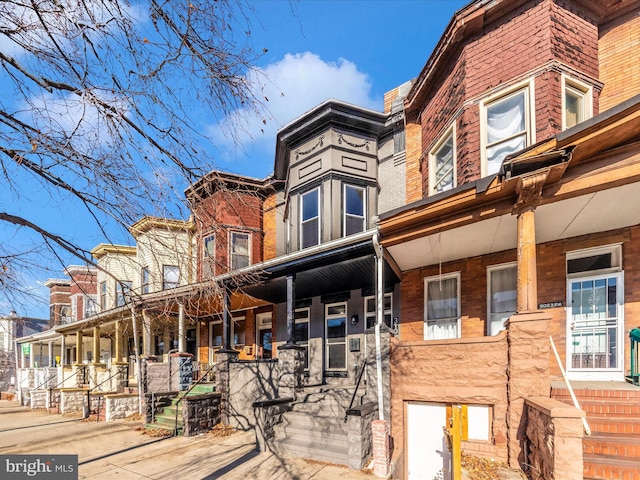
[207,52,382,167]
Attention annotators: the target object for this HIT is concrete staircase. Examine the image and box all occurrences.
[270,386,365,466]
[147,383,216,435]
[551,382,640,480]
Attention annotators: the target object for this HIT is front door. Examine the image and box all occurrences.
[566,273,624,381]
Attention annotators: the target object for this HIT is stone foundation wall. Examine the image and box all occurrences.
[525,397,585,480]
[390,333,509,463]
[105,394,139,421]
[30,390,47,409]
[144,361,170,393]
[60,389,88,414]
[253,400,291,452]
[182,393,221,436]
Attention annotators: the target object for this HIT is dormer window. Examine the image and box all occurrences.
[481,80,534,177]
[344,184,365,236]
[562,74,592,130]
[230,231,250,269]
[301,188,320,249]
[429,125,456,195]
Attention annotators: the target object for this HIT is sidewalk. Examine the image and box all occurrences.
[0,400,376,479]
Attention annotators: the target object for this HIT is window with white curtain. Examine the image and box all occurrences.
[487,263,517,335]
[424,273,461,340]
[429,126,456,195]
[481,81,533,177]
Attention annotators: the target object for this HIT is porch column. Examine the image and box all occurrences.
[29,343,34,368]
[60,334,66,366]
[48,341,54,367]
[221,286,234,352]
[114,321,123,363]
[75,332,83,364]
[178,303,186,353]
[285,274,296,346]
[512,172,547,313]
[162,326,171,360]
[20,343,25,368]
[142,310,152,358]
[92,326,103,365]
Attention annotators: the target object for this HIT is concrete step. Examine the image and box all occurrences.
[145,423,181,435]
[154,413,183,427]
[554,398,640,417]
[274,421,349,447]
[270,437,349,466]
[586,416,640,435]
[186,383,216,395]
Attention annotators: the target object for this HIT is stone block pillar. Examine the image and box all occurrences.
[276,345,305,400]
[215,350,239,424]
[506,312,551,469]
[372,419,391,478]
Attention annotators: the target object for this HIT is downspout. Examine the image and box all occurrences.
[372,230,385,421]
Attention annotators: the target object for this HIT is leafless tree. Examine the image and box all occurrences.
[0,0,269,307]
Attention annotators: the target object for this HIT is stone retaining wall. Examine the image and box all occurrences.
[227,360,279,430]
[30,390,47,409]
[182,393,221,436]
[60,389,88,414]
[105,394,140,421]
[524,397,585,480]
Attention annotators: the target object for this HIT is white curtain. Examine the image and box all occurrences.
[486,91,526,175]
[426,276,459,340]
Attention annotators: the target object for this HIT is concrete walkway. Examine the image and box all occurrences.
[0,400,376,479]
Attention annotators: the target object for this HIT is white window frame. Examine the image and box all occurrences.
[566,244,622,278]
[343,184,366,236]
[84,294,98,318]
[99,281,107,311]
[71,296,78,321]
[486,262,517,336]
[115,280,132,308]
[255,312,273,359]
[300,187,321,249]
[325,302,348,371]
[141,267,150,294]
[424,272,461,340]
[162,265,180,290]
[295,308,310,370]
[480,79,535,178]
[233,315,246,347]
[202,234,215,277]
[229,231,251,270]
[561,74,593,130]
[429,124,456,195]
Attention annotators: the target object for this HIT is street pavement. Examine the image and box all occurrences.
[0,400,376,479]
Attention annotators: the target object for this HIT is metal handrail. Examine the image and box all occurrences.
[33,373,58,391]
[171,362,218,436]
[345,360,367,422]
[86,365,129,422]
[149,356,194,424]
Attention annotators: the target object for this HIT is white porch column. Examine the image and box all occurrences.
[48,341,54,367]
[60,334,66,366]
[142,310,152,357]
[29,344,34,368]
[178,303,186,353]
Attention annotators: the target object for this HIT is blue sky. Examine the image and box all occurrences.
[3,0,468,318]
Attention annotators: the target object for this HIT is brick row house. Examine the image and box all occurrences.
[12,0,640,478]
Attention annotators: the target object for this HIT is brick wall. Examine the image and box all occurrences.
[599,10,640,111]
[413,0,601,196]
[263,193,277,260]
[193,189,264,279]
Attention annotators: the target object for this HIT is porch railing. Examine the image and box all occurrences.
[87,365,128,422]
[628,328,640,385]
[345,359,367,422]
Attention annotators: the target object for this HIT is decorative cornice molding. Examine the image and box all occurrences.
[337,133,370,150]
[295,135,324,160]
